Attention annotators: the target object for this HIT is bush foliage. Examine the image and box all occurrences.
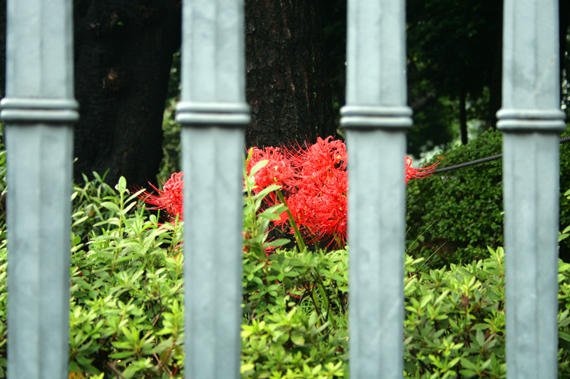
[407,127,570,267]
[1,137,570,377]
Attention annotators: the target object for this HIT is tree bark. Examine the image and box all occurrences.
[72,0,181,187]
[244,0,336,148]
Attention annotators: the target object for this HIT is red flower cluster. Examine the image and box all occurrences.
[246,137,438,248]
[139,137,439,248]
[245,146,296,203]
[138,172,184,222]
[405,156,440,184]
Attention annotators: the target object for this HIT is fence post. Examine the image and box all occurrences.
[340,0,411,377]
[0,0,78,378]
[176,1,249,378]
[497,0,566,377]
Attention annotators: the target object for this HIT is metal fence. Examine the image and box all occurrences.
[0,0,565,378]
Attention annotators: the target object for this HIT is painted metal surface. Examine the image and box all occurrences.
[1,0,78,378]
[176,1,249,378]
[497,0,566,377]
[340,0,411,378]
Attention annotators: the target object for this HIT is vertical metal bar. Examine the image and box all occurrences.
[176,1,249,378]
[497,0,566,377]
[340,0,410,378]
[1,0,78,378]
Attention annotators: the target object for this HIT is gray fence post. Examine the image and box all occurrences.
[0,0,78,378]
[340,0,411,378]
[497,0,566,377]
[176,1,249,378]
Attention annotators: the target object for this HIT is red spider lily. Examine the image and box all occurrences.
[405,156,440,184]
[288,136,347,178]
[144,138,439,249]
[249,137,438,248]
[138,172,184,222]
[246,137,349,247]
[287,138,348,247]
[246,146,296,195]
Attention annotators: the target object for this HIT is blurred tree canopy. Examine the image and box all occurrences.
[406,0,503,154]
[161,0,570,175]
[318,0,570,157]
[1,0,568,183]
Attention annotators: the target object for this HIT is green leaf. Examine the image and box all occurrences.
[263,239,290,248]
[101,202,120,212]
[291,334,305,346]
[241,363,255,374]
[560,331,570,342]
[249,160,268,177]
[109,351,136,359]
[116,176,127,193]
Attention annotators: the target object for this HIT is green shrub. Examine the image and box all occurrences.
[2,152,570,377]
[69,177,185,378]
[241,306,347,379]
[0,171,351,378]
[407,127,570,268]
[558,132,570,262]
[404,247,570,378]
[240,160,349,378]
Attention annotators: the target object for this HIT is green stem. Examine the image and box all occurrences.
[110,191,125,283]
[311,269,336,329]
[275,190,306,253]
[309,285,322,326]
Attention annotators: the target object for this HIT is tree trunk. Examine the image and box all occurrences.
[244,0,336,148]
[73,0,181,187]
